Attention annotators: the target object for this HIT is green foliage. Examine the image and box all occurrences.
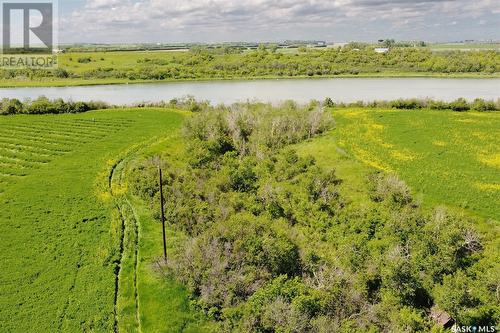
[331,98,499,112]
[0,98,23,115]
[371,174,413,207]
[77,56,92,63]
[2,48,498,85]
[5,103,498,332]
[333,108,500,219]
[449,98,471,112]
[54,68,70,78]
[0,109,187,331]
[390,98,426,110]
[0,97,111,115]
[323,97,335,108]
[471,98,497,111]
[129,104,499,332]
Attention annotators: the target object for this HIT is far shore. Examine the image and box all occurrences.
[1,72,499,88]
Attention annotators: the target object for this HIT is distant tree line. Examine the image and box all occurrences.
[0,96,500,115]
[2,96,497,116]
[139,96,500,113]
[0,48,498,82]
[0,97,111,115]
[323,97,500,112]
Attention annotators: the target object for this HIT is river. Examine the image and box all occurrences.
[0,78,499,105]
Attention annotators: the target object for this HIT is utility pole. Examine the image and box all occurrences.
[158,165,167,260]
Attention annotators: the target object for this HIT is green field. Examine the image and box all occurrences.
[1,46,499,87]
[0,109,212,332]
[428,43,500,52]
[328,108,500,221]
[1,106,498,331]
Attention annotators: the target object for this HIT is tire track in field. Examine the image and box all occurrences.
[109,156,131,333]
[124,197,141,333]
[108,134,177,333]
[109,151,141,333]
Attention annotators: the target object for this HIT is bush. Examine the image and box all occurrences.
[390,99,425,110]
[428,100,450,110]
[471,98,497,111]
[77,57,92,63]
[0,98,23,115]
[128,100,497,331]
[0,97,111,115]
[449,98,470,112]
[371,174,413,206]
[54,68,70,78]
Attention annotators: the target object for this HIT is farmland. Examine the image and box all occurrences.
[428,43,500,52]
[0,109,210,332]
[330,108,500,220]
[0,105,498,332]
[0,47,499,87]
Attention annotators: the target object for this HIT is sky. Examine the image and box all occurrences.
[58,0,500,44]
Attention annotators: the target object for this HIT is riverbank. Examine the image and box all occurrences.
[1,77,499,105]
[1,72,499,88]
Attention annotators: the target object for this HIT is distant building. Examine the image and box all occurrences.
[374,48,389,54]
[430,307,455,329]
[328,42,349,48]
[306,41,327,48]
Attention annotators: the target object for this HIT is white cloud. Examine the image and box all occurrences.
[61,0,500,42]
[86,0,123,10]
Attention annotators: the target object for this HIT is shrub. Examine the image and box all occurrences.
[390,99,425,110]
[54,68,70,78]
[471,98,497,111]
[77,57,92,63]
[323,97,335,108]
[372,174,413,206]
[428,100,450,110]
[126,99,498,331]
[0,97,111,115]
[0,98,23,115]
[449,98,470,112]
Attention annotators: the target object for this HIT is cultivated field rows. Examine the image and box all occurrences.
[0,117,134,191]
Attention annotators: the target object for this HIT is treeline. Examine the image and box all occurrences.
[2,96,498,116]
[140,96,500,113]
[129,103,498,332]
[324,97,500,111]
[1,48,498,82]
[0,97,111,115]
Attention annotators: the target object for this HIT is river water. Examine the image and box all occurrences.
[0,78,498,105]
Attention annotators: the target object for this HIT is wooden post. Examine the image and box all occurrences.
[158,165,167,260]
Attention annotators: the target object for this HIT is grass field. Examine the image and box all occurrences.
[326,108,500,221]
[428,43,500,52]
[1,106,498,331]
[0,109,212,332]
[1,47,499,88]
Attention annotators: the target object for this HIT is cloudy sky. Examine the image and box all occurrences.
[59,0,500,43]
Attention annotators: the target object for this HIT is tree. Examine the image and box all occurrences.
[1,98,23,115]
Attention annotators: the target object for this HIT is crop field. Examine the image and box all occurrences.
[428,43,500,52]
[329,108,500,221]
[1,106,498,332]
[1,46,499,88]
[0,109,210,332]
